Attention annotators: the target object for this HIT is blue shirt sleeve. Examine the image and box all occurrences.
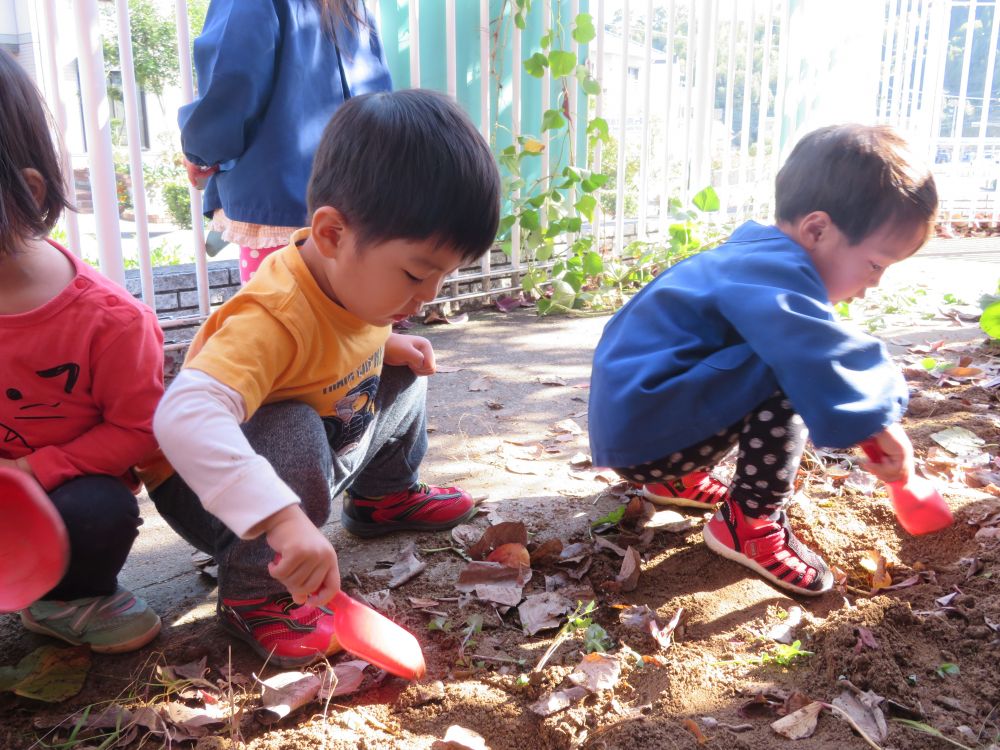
[716,255,907,448]
[178,0,280,167]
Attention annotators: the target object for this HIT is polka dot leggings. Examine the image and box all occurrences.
[239,244,282,284]
[616,391,807,519]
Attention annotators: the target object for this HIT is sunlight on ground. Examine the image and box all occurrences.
[171,599,217,628]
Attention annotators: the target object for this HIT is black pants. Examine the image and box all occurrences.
[43,475,141,600]
[615,391,807,518]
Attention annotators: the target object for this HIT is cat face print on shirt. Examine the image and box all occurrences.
[2,362,80,452]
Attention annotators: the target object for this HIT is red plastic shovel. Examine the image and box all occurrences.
[271,555,426,679]
[859,439,953,535]
[0,467,69,612]
[328,590,426,679]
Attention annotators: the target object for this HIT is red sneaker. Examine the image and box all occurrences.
[643,471,729,509]
[702,499,833,596]
[218,594,342,668]
[342,482,478,538]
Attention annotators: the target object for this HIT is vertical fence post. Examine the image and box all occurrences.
[511,9,522,283]
[739,0,755,220]
[114,0,155,308]
[72,0,125,287]
[479,0,492,294]
[593,0,606,248]
[614,0,630,254]
[409,0,421,87]
[174,0,210,315]
[638,0,653,239]
[721,0,738,218]
[658,0,676,234]
[681,0,695,202]
[36,0,82,257]
[753,0,773,219]
[691,0,717,198]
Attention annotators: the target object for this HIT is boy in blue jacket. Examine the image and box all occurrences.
[588,124,938,596]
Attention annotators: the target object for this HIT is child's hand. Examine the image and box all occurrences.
[0,456,33,476]
[263,505,340,606]
[863,423,915,484]
[385,333,436,375]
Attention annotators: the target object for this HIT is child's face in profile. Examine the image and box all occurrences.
[318,235,465,327]
[810,219,927,304]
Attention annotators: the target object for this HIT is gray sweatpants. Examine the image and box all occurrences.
[151,365,427,599]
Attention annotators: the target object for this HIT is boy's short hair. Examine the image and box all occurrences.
[307,89,500,263]
[775,124,937,245]
[0,50,71,255]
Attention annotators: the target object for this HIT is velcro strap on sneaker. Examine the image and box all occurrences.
[743,529,785,560]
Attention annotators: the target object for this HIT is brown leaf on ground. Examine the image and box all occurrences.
[854,626,880,653]
[770,701,823,739]
[859,550,892,590]
[529,538,563,565]
[455,561,531,605]
[529,686,589,716]
[831,689,888,743]
[255,671,322,725]
[649,607,684,650]
[567,653,622,692]
[682,718,709,744]
[469,521,528,560]
[614,547,642,592]
[486,542,530,569]
[388,542,427,588]
[551,418,583,435]
[518,592,574,635]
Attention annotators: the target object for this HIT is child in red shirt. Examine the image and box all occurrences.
[0,50,164,652]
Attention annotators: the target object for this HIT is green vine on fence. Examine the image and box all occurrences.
[492,1,723,315]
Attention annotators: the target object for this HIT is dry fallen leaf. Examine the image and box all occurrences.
[388,542,427,588]
[255,671,322,725]
[831,689,888,743]
[567,653,622,692]
[486,542,530,569]
[551,418,583,435]
[529,538,563,565]
[648,607,684,650]
[529,686,589,716]
[455,561,531,605]
[682,718,709,744]
[469,521,529,560]
[770,701,823,739]
[614,547,642,592]
[518,592,574,635]
[859,550,892,590]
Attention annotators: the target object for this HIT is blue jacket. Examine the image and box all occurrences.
[588,221,908,468]
[178,0,392,227]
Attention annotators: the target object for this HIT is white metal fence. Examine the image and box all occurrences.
[19,0,1000,321]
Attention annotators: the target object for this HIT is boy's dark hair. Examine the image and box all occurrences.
[0,50,71,255]
[307,89,500,263]
[775,124,937,245]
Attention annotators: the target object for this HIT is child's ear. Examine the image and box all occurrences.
[310,206,351,259]
[796,211,833,251]
[21,168,47,210]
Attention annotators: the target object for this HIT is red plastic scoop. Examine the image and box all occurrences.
[860,439,953,535]
[329,590,426,680]
[0,468,69,612]
[271,555,425,679]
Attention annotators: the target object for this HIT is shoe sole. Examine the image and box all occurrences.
[20,611,162,654]
[341,505,480,539]
[702,524,833,597]
[642,486,721,509]
[217,615,339,669]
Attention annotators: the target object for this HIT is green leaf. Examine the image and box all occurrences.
[920,357,938,370]
[536,240,554,262]
[514,11,526,30]
[583,251,604,276]
[563,271,584,292]
[524,52,548,78]
[980,300,1000,339]
[575,193,597,221]
[591,504,626,527]
[498,215,517,235]
[542,109,566,131]
[575,65,601,95]
[572,13,597,44]
[519,210,541,231]
[692,186,720,212]
[586,117,610,141]
[936,662,960,677]
[548,50,577,78]
[565,216,582,233]
[548,279,577,312]
[581,173,609,192]
[0,646,91,703]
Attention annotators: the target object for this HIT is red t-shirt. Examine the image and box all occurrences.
[0,241,164,492]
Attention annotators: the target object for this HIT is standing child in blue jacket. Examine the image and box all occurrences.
[179,0,392,283]
[589,124,938,596]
